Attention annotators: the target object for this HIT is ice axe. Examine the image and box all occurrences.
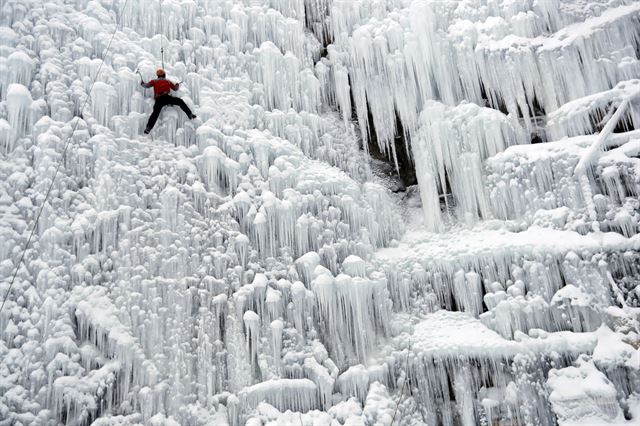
[135,67,144,83]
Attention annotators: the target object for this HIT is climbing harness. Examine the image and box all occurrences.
[0,0,132,313]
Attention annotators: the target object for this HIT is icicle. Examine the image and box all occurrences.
[342,255,366,277]
[235,234,250,267]
[243,310,260,378]
[413,101,525,229]
[337,364,370,403]
[291,281,307,338]
[452,270,483,316]
[202,146,225,192]
[7,50,35,88]
[295,251,321,286]
[265,287,283,323]
[311,271,391,363]
[160,186,180,231]
[270,320,283,374]
[0,119,13,153]
[90,82,119,127]
[303,357,334,410]
[7,83,32,142]
[239,378,317,413]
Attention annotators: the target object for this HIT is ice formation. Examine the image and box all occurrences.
[1,0,640,425]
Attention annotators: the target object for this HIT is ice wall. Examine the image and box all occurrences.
[328,0,640,147]
[326,0,640,226]
[1,0,640,425]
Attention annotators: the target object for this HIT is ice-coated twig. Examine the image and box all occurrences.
[574,98,631,177]
[574,97,630,220]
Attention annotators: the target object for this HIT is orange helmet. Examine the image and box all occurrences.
[156,68,165,77]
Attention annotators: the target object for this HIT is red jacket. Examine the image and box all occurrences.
[142,78,178,98]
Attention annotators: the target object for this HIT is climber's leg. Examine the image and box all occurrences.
[167,96,196,119]
[145,98,168,133]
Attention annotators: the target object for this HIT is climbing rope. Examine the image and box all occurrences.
[159,0,165,69]
[0,0,132,314]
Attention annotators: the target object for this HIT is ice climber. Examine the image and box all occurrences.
[141,68,196,134]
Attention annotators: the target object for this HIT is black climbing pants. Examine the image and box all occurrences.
[145,95,193,131]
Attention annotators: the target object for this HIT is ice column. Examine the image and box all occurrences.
[91,82,118,127]
[243,310,260,379]
[7,83,32,144]
[412,101,525,229]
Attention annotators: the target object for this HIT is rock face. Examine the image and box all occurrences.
[1,0,639,425]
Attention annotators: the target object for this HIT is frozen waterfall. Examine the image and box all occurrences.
[1,0,640,425]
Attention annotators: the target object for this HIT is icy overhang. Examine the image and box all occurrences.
[405,310,598,359]
[375,226,640,263]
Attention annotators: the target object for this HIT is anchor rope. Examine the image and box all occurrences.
[0,0,132,313]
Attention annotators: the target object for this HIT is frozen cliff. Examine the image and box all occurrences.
[1,0,640,425]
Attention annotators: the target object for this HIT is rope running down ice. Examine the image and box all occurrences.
[0,0,132,314]
[160,0,165,69]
